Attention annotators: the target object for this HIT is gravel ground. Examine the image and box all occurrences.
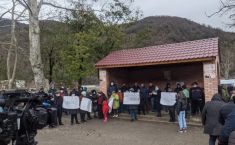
[36,118,208,145]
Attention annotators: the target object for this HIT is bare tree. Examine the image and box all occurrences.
[221,48,234,79]
[0,0,26,89]
[1,0,138,90]
[7,0,18,89]
[208,0,235,27]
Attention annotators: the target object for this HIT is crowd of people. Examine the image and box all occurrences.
[202,88,235,145]
[106,81,206,132]
[2,80,234,145]
[107,81,235,145]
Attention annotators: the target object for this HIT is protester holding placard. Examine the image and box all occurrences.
[80,91,88,123]
[86,92,93,120]
[164,83,176,122]
[69,88,80,125]
[111,91,120,117]
[133,82,140,92]
[127,88,139,122]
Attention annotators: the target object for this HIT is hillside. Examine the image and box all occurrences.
[124,16,235,48]
[1,16,235,82]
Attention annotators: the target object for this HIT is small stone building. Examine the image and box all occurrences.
[95,38,220,102]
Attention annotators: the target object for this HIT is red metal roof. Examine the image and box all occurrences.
[95,38,219,68]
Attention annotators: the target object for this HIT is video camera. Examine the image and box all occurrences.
[0,89,55,145]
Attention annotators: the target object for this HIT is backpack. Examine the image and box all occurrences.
[181,99,187,111]
[191,88,203,100]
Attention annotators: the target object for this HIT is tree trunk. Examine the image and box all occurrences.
[7,0,18,89]
[28,0,46,90]
[48,48,54,83]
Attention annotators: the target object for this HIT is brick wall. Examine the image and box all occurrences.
[99,69,109,95]
[203,60,219,102]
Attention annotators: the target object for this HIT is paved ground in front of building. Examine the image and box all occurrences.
[36,117,208,145]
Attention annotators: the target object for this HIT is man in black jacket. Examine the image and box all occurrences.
[202,94,225,145]
[219,109,235,145]
[219,94,235,125]
[190,82,204,116]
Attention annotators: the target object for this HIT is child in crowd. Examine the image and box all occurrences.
[176,91,187,133]
[102,98,109,123]
[111,91,120,117]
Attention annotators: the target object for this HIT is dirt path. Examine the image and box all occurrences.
[36,118,208,145]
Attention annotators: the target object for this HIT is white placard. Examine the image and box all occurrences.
[123,92,140,105]
[160,92,177,106]
[108,97,114,113]
[80,98,92,112]
[62,96,80,109]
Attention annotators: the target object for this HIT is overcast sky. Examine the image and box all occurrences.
[132,0,234,32]
[0,0,234,32]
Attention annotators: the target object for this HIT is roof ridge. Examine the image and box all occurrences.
[114,37,218,53]
[95,37,219,68]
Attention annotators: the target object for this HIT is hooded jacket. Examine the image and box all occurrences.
[220,109,235,144]
[202,94,225,136]
[219,101,235,125]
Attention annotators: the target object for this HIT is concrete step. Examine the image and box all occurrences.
[116,113,202,127]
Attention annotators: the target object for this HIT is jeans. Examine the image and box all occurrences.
[130,109,137,120]
[178,111,187,130]
[209,135,217,145]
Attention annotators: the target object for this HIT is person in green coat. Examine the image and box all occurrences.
[182,85,190,118]
[111,91,120,117]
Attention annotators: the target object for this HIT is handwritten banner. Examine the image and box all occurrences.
[80,98,92,112]
[123,92,140,105]
[63,96,80,109]
[160,92,176,106]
